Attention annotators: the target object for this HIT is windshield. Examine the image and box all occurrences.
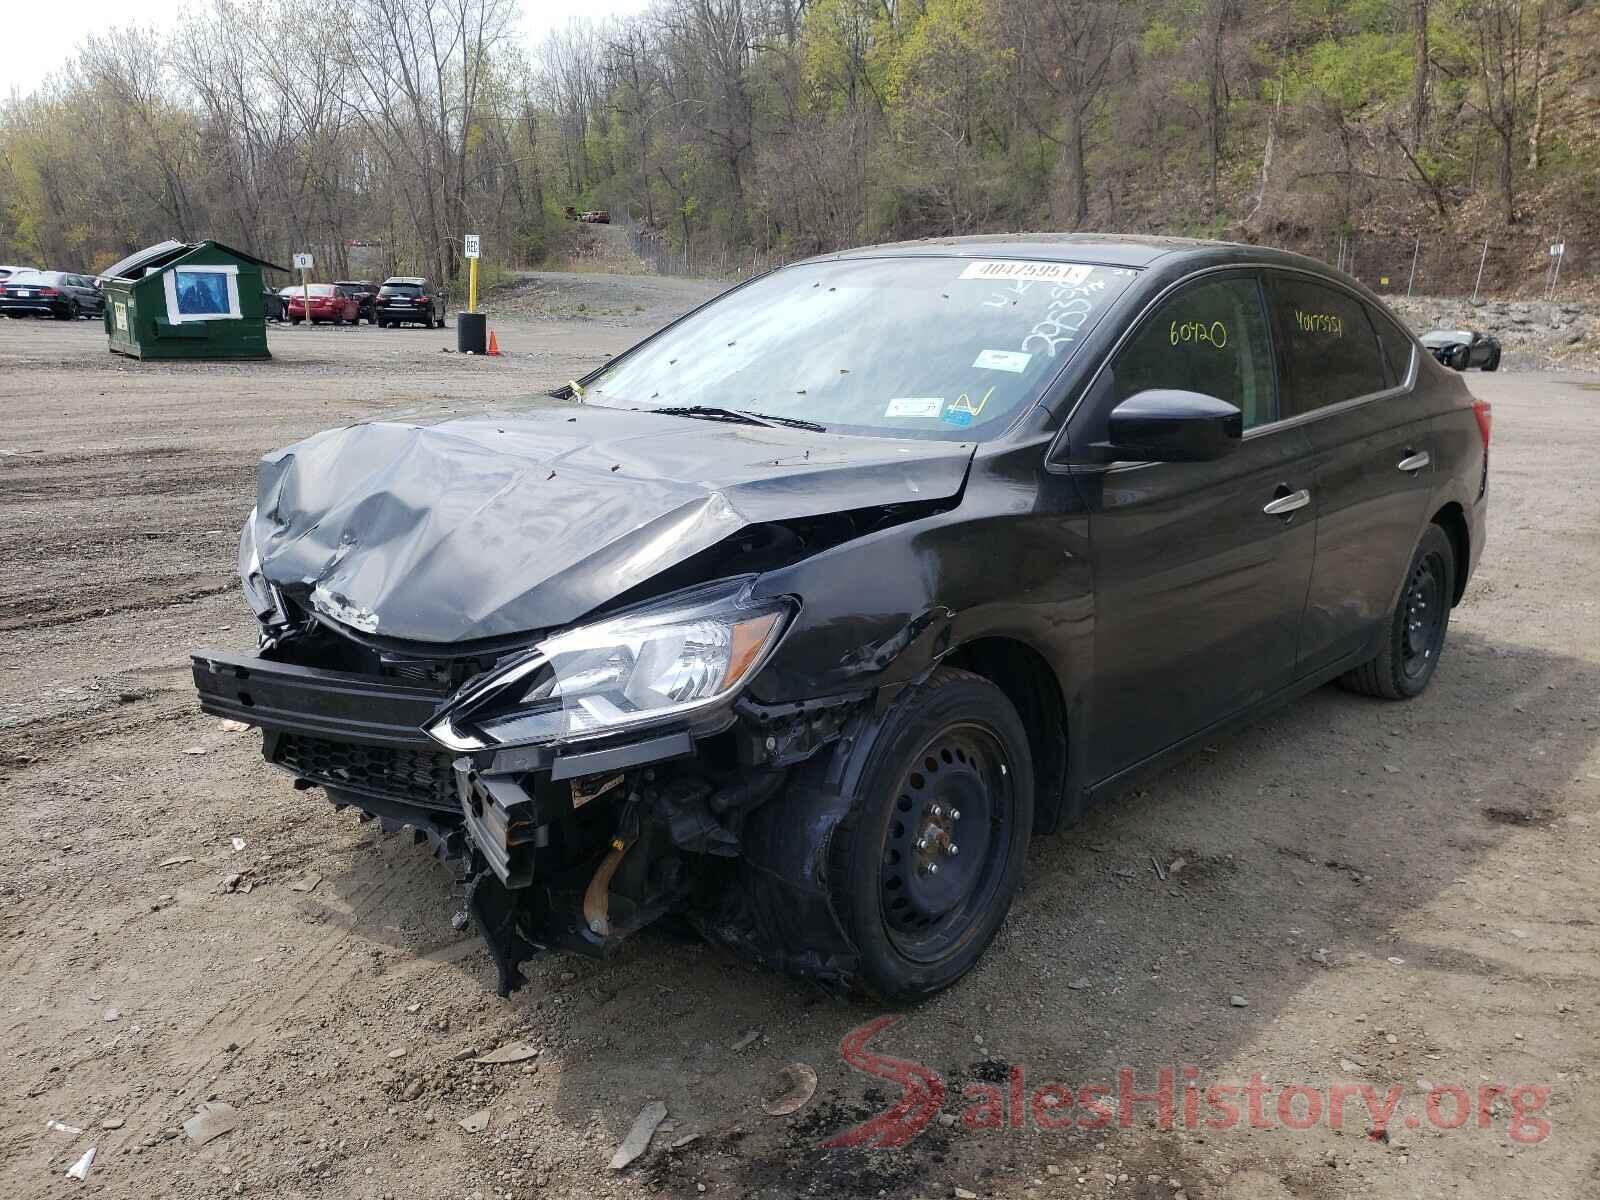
[381,283,424,296]
[1422,330,1472,344]
[6,271,50,285]
[581,257,1136,439]
[299,284,336,297]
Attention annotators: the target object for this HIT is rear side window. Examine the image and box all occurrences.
[1367,306,1416,386]
[1110,275,1277,429]
[1267,275,1388,416]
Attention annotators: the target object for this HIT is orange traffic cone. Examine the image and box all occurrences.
[487,330,501,356]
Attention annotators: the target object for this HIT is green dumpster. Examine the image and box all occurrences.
[99,240,288,360]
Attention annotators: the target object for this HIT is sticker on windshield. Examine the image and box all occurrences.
[960,261,1094,285]
[885,397,944,419]
[972,349,1032,373]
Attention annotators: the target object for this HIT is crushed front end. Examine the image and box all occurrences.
[193,571,857,996]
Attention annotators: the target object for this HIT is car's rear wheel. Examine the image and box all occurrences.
[1485,346,1501,371]
[1449,345,1470,371]
[1339,523,1455,700]
[826,667,1033,1001]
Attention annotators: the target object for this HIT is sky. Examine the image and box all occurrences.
[0,0,651,100]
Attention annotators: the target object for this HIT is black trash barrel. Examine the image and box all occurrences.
[457,311,487,354]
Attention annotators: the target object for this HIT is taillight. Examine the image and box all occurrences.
[37,287,60,297]
[1472,399,1492,448]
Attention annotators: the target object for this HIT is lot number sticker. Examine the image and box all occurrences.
[959,261,1094,285]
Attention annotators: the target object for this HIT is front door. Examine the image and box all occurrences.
[1261,273,1439,678]
[1069,272,1318,782]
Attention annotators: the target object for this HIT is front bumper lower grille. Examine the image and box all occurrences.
[269,730,459,812]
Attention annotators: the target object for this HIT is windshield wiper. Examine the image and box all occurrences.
[653,406,827,433]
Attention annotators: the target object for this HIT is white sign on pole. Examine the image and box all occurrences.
[464,234,481,259]
[1550,243,1564,257]
[292,252,313,269]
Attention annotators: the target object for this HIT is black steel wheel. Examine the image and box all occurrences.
[828,667,1033,1000]
[1340,523,1456,699]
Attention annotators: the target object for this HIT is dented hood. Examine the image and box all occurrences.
[253,403,975,644]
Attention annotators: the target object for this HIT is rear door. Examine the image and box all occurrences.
[1076,271,1317,778]
[1263,272,1436,678]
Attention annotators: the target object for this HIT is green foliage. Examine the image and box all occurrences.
[1288,32,1412,114]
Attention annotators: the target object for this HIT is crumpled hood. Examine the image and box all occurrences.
[253,404,975,643]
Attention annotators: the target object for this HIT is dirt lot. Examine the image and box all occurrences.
[2,288,1598,1200]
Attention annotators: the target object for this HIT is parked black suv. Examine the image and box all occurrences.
[375,277,444,328]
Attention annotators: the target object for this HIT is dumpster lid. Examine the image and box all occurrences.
[98,241,190,282]
[98,239,290,283]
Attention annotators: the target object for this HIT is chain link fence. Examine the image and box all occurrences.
[624,217,1584,304]
[1325,229,1582,302]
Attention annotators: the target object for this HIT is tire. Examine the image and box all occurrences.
[290,317,301,325]
[1449,345,1470,371]
[824,666,1034,1001]
[56,302,78,320]
[1484,347,1501,372]
[1339,523,1456,700]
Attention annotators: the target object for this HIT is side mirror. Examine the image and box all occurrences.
[1101,389,1242,462]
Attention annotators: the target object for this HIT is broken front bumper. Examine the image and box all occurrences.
[191,646,717,990]
[191,649,467,850]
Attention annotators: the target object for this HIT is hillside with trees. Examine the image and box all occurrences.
[1,0,1596,296]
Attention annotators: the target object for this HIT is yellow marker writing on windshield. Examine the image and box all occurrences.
[948,386,996,418]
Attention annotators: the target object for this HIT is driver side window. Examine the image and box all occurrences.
[1111,275,1277,429]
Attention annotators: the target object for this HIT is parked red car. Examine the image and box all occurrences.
[287,284,360,326]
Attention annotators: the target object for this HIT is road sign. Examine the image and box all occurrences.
[293,252,313,270]
[1550,243,1565,256]
[464,235,481,260]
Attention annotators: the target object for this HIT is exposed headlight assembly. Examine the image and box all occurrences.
[237,507,288,626]
[426,579,795,752]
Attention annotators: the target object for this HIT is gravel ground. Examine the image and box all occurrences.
[1,295,1598,1200]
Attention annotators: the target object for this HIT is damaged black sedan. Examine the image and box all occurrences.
[193,235,1488,1000]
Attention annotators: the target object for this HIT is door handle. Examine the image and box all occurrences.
[1397,450,1431,473]
[1262,488,1311,517]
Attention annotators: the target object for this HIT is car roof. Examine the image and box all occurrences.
[803,231,1336,273]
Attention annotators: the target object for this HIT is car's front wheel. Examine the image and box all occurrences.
[1340,523,1456,699]
[826,667,1033,1001]
[1484,346,1501,371]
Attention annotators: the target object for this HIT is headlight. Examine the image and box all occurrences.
[237,508,287,625]
[426,579,794,752]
